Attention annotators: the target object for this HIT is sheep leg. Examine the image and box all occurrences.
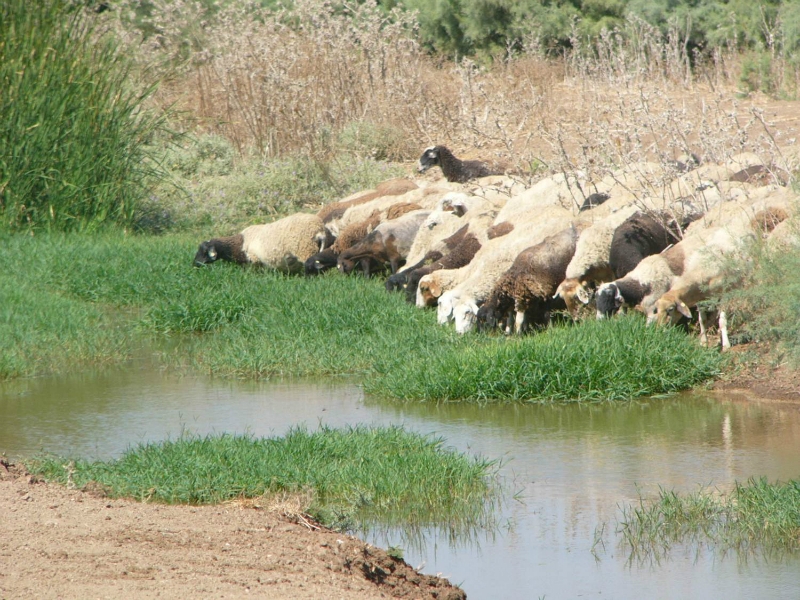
[719,310,730,352]
[502,311,513,335]
[698,309,711,347]
[514,310,526,335]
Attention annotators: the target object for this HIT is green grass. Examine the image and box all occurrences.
[1,232,725,400]
[366,315,725,402]
[723,228,800,364]
[618,477,800,556]
[0,0,166,232]
[26,425,500,532]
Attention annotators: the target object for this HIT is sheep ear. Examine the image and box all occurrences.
[614,286,624,306]
[208,246,218,260]
[429,281,441,298]
[576,285,591,305]
[677,301,692,319]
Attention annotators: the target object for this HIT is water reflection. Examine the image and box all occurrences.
[2,370,800,599]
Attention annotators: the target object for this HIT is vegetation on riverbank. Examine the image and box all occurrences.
[26,425,500,533]
[0,232,725,401]
[618,477,800,555]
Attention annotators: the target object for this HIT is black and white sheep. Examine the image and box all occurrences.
[555,207,697,318]
[553,205,640,317]
[417,146,503,183]
[593,202,771,319]
[193,213,325,274]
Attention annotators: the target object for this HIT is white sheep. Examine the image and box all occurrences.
[193,212,326,274]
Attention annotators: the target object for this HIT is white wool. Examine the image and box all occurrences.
[241,213,325,272]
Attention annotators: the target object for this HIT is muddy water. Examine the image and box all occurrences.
[2,368,800,599]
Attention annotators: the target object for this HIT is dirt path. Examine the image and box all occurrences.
[0,462,465,600]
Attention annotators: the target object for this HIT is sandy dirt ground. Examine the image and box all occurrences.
[0,461,465,600]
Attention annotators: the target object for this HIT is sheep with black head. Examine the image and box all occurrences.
[417,146,501,183]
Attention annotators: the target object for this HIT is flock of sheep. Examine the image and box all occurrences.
[193,145,799,349]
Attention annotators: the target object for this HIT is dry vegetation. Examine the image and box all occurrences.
[104,0,799,180]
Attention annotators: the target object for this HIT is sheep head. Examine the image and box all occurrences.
[654,293,692,326]
[554,278,593,318]
[454,301,479,334]
[417,146,440,174]
[437,291,459,325]
[337,256,356,275]
[194,241,218,266]
[595,282,623,319]
[416,275,442,307]
[193,234,246,266]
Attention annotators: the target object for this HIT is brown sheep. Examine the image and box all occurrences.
[475,224,585,334]
[337,210,431,277]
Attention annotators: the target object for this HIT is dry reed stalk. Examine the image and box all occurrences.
[99,0,790,182]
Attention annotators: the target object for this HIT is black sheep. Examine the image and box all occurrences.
[417,146,501,183]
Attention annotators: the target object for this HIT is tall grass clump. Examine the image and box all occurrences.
[0,0,166,232]
[27,425,500,533]
[618,477,800,556]
[366,315,725,402]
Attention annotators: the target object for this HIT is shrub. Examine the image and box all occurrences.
[0,0,166,232]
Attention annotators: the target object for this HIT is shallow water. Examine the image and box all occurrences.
[2,367,800,599]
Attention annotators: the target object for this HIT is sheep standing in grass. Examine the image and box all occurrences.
[417,146,503,183]
[651,204,791,350]
[556,208,695,318]
[193,213,326,274]
[554,205,640,317]
[438,208,577,329]
[398,209,500,303]
[475,223,586,334]
[305,202,423,276]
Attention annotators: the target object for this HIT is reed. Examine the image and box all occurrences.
[0,0,167,232]
[27,425,500,532]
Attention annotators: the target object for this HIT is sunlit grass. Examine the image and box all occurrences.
[2,232,725,400]
[27,425,500,533]
[618,477,800,557]
[366,315,725,402]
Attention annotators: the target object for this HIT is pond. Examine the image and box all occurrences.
[2,367,800,599]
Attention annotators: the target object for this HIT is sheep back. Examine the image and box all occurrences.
[242,213,325,274]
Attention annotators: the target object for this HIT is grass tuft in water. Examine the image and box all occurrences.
[27,426,500,533]
[618,477,800,557]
